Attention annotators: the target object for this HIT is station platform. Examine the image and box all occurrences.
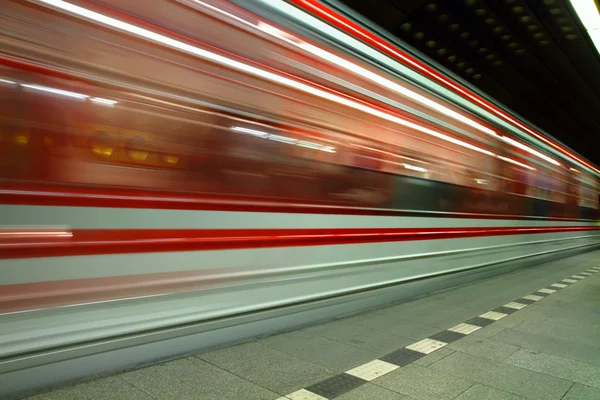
[24,250,600,400]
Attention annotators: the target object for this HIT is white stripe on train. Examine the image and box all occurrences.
[0,205,594,230]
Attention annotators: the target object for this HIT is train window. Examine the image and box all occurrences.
[126,136,149,162]
[89,131,114,158]
[1,59,596,218]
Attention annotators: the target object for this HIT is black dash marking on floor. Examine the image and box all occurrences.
[380,348,424,366]
[493,306,518,315]
[428,330,466,343]
[279,267,593,399]
[464,316,495,327]
[306,373,366,399]
[516,298,536,305]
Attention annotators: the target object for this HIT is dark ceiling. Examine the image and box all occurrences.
[336,0,600,165]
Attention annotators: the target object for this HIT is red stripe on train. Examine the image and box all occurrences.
[1,226,597,259]
[0,184,594,221]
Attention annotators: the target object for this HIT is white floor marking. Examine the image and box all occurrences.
[504,302,527,310]
[523,294,543,301]
[346,360,399,381]
[480,311,507,320]
[406,338,448,354]
[448,323,481,335]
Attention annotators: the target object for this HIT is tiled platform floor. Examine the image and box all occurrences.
[25,250,600,400]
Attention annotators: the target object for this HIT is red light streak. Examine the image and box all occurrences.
[288,0,600,174]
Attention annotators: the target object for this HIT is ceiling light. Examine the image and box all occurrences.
[569,0,600,53]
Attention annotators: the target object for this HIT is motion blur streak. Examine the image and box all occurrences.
[34,0,494,157]
[195,0,556,168]
[501,136,560,166]
[285,0,600,175]
[253,21,497,137]
[20,84,88,99]
[0,1,599,397]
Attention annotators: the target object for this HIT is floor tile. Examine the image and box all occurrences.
[391,303,480,329]
[25,376,154,400]
[512,320,600,349]
[259,330,378,372]
[413,347,455,367]
[453,384,525,400]
[120,357,278,400]
[489,328,600,367]
[428,330,466,344]
[286,389,327,400]
[343,313,440,340]
[197,342,332,394]
[447,336,519,362]
[380,348,424,367]
[479,311,507,321]
[504,349,600,389]
[303,319,413,354]
[305,374,366,399]
[346,360,398,381]
[429,351,572,399]
[374,364,473,400]
[562,383,600,400]
[448,323,481,335]
[406,338,448,354]
[334,383,407,400]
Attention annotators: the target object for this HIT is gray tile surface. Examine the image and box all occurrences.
[502,307,551,323]
[197,341,332,394]
[562,383,600,400]
[542,312,600,332]
[119,357,278,400]
[335,383,407,399]
[374,364,473,400]
[343,312,440,340]
[302,319,413,354]
[511,320,600,349]
[504,349,600,389]
[258,329,378,371]
[489,328,600,368]
[465,315,523,339]
[20,250,600,400]
[413,347,454,367]
[446,336,519,362]
[389,302,478,329]
[453,384,526,400]
[26,376,154,400]
[429,351,573,399]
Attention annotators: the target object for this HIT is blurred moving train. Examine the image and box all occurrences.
[0,0,599,397]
